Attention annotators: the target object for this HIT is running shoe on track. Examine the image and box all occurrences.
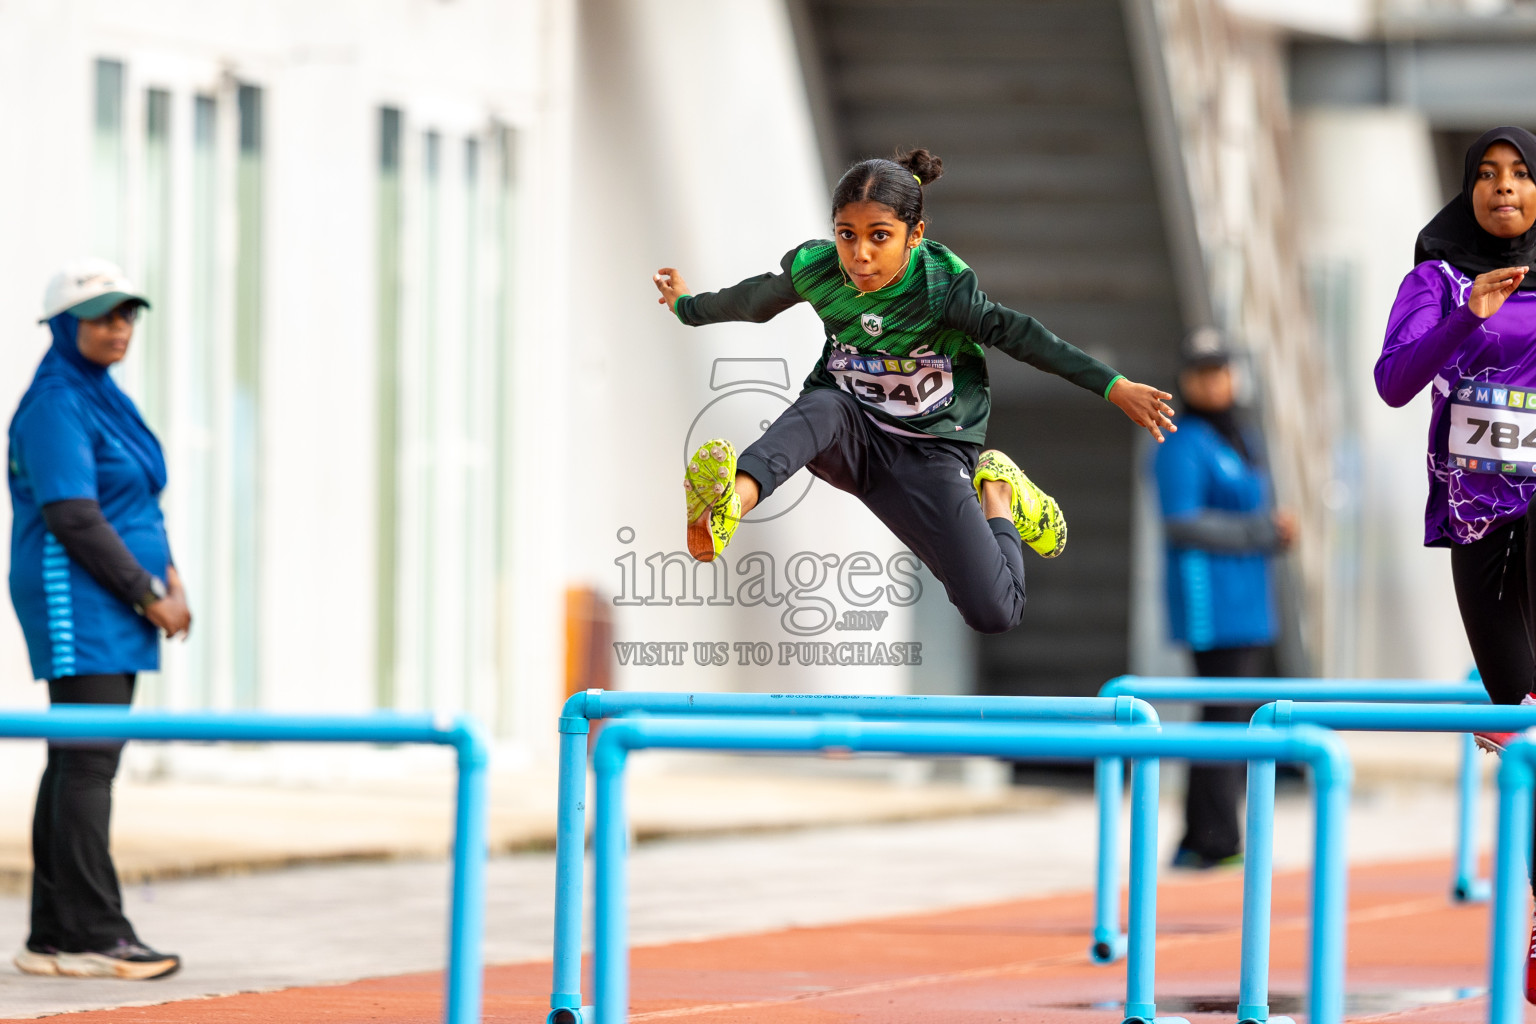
[56,940,180,980]
[1170,847,1243,871]
[1473,692,1536,755]
[1527,917,1536,1004]
[972,449,1067,558]
[1475,732,1516,755]
[13,943,59,976]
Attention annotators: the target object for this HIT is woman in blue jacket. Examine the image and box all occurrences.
[1153,341,1294,869]
[9,259,189,980]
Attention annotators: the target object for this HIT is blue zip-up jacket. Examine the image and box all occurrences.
[8,316,169,680]
[1152,415,1279,651]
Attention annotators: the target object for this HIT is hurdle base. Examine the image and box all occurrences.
[1453,878,1491,903]
[1237,1013,1294,1024]
[1120,1015,1190,1024]
[547,1005,593,1024]
[1090,931,1127,964]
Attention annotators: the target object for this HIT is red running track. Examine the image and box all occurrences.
[4,856,1514,1023]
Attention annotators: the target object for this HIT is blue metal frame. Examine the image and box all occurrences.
[1242,701,1536,1024]
[0,708,489,1024]
[1490,735,1536,1024]
[588,718,1351,1024]
[550,690,1160,1022]
[1092,676,1491,965]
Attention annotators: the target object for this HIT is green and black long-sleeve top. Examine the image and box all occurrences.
[674,239,1124,445]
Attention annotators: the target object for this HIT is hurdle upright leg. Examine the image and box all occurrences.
[1122,756,1183,1024]
[1489,756,1534,1024]
[1236,757,1282,1024]
[1452,731,1490,902]
[1307,762,1350,1024]
[592,742,631,1024]
[550,718,592,1022]
[446,728,490,1024]
[1093,755,1128,963]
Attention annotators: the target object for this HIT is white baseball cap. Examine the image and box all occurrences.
[39,257,151,324]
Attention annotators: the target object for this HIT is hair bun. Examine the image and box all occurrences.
[896,148,943,186]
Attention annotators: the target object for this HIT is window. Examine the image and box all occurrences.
[140,88,172,431]
[92,60,126,262]
[376,107,404,709]
[87,59,265,712]
[232,83,263,708]
[375,110,518,725]
[185,94,220,708]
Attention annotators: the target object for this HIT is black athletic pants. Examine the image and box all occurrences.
[1448,501,1536,894]
[29,673,138,954]
[1177,645,1270,862]
[737,388,1027,634]
[1449,511,1536,705]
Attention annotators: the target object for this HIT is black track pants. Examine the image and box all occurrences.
[1449,512,1536,704]
[29,673,138,954]
[737,388,1027,634]
[1448,498,1536,895]
[1176,645,1270,862]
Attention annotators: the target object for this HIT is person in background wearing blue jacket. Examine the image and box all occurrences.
[1153,336,1295,869]
[9,259,189,980]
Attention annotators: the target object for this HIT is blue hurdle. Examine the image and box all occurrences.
[1490,734,1536,1024]
[0,707,489,1024]
[1091,676,1491,965]
[1248,701,1536,1024]
[550,689,1160,1023]
[589,718,1351,1024]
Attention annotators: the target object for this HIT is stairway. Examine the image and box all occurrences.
[798,0,1187,697]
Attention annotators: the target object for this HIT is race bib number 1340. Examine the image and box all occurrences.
[1448,377,1536,477]
[827,351,953,419]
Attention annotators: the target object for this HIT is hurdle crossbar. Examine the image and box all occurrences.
[550,689,1160,1022]
[1091,676,1491,967]
[1249,701,1536,1024]
[590,718,1350,1024]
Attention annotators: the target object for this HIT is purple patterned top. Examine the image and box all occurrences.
[1377,260,1536,546]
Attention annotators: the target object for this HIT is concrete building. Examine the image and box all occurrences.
[0,0,928,782]
[0,0,1527,780]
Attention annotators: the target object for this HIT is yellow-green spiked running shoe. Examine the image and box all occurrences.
[973,449,1067,558]
[685,439,739,561]
[685,439,737,523]
[689,491,741,563]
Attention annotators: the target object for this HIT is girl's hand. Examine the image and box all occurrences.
[1108,378,1177,442]
[653,268,690,313]
[1468,266,1528,319]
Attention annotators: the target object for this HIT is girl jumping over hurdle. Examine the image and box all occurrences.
[653,149,1175,634]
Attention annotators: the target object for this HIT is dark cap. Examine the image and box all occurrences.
[1181,326,1232,370]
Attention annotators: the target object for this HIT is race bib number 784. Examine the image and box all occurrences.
[1448,378,1536,477]
[827,351,954,419]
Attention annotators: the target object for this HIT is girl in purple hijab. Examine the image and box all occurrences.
[1376,125,1536,999]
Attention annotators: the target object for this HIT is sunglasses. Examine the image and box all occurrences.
[86,304,141,326]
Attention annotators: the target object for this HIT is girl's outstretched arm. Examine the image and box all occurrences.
[944,270,1175,440]
[655,246,807,326]
[1107,378,1177,443]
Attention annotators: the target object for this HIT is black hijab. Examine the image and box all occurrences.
[1178,385,1252,465]
[1415,126,1536,291]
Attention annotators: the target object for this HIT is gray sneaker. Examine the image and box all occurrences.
[56,940,180,980]
[13,944,60,976]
